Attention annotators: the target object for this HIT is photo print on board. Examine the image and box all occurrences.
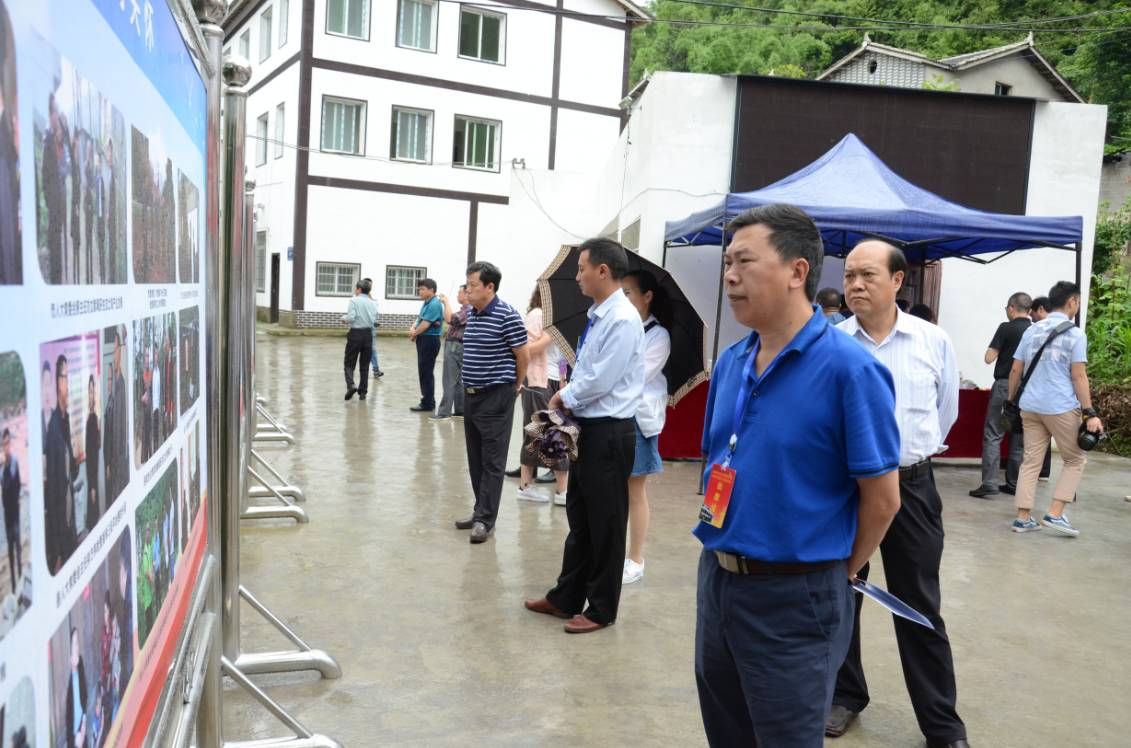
[178,306,199,415]
[32,42,127,285]
[0,0,20,286]
[177,171,199,283]
[0,676,35,748]
[130,126,176,284]
[134,460,183,650]
[47,528,133,748]
[131,312,177,469]
[0,351,30,639]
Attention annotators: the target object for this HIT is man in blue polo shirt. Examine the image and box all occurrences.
[409,278,444,413]
[694,204,902,747]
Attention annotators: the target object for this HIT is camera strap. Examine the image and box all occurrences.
[1015,320,1075,403]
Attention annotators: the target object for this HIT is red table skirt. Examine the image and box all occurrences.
[659,383,1005,461]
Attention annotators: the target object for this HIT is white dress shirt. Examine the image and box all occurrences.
[561,288,645,419]
[837,310,958,466]
[635,315,671,438]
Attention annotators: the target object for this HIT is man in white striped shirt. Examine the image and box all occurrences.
[828,240,967,748]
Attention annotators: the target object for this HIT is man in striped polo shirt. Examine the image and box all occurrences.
[454,261,529,544]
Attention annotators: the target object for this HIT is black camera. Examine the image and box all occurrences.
[1077,423,1106,451]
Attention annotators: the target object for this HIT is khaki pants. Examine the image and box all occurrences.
[1016,409,1086,511]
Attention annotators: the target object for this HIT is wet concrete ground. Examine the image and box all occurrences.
[225,332,1131,747]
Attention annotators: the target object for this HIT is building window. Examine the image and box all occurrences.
[386,266,427,299]
[397,0,437,51]
[255,112,268,165]
[316,262,361,297]
[321,96,366,155]
[327,0,370,40]
[994,81,1012,96]
[255,231,267,292]
[453,115,500,171]
[274,103,285,158]
[238,30,250,60]
[279,0,289,46]
[459,8,505,64]
[391,107,432,163]
[259,6,273,62]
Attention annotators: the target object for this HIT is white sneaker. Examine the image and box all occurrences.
[622,558,644,584]
[553,491,567,506]
[517,485,549,503]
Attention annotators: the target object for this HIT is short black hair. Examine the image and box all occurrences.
[909,303,935,323]
[727,204,824,300]
[56,354,67,383]
[1031,296,1051,313]
[417,277,437,292]
[1007,292,1032,312]
[1,428,9,440]
[887,244,908,276]
[578,238,630,280]
[816,287,841,308]
[1048,280,1080,310]
[358,277,373,295]
[466,261,502,292]
[896,298,910,312]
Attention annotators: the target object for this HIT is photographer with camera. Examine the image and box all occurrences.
[1007,281,1104,536]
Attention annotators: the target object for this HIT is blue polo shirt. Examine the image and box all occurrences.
[417,296,443,336]
[694,307,900,563]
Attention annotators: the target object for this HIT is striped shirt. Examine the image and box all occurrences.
[837,309,959,467]
[462,296,528,387]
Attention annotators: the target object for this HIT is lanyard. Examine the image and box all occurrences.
[724,342,760,469]
[576,317,593,360]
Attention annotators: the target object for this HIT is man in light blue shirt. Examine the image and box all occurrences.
[1008,280,1104,536]
[525,238,644,634]
[341,278,379,401]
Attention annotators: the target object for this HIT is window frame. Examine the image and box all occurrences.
[255,230,268,293]
[319,94,368,156]
[390,105,435,164]
[385,265,428,300]
[452,114,502,173]
[396,0,439,53]
[255,112,269,166]
[259,6,273,62]
[325,0,372,42]
[274,103,285,158]
[315,261,362,298]
[994,81,1013,96]
[238,30,250,60]
[279,0,290,47]
[457,5,506,65]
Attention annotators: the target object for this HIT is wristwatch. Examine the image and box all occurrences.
[1082,407,1099,419]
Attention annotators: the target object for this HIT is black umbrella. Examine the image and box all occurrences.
[537,245,708,406]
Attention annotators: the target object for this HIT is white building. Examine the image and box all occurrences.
[222,0,648,327]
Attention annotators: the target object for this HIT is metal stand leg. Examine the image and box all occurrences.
[255,402,291,436]
[250,450,305,502]
[234,586,342,679]
[221,657,342,748]
[242,466,308,523]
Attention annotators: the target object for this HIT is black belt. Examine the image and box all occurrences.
[464,383,509,395]
[714,551,838,576]
[899,458,932,481]
[574,416,633,426]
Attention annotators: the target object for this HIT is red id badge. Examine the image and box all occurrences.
[699,464,736,529]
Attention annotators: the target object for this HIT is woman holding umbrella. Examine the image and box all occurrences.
[621,269,671,585]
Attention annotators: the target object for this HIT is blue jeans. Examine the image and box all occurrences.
[695,550,852,747]
[370,330,380,371]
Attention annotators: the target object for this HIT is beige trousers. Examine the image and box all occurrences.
[1016,409,1086,511]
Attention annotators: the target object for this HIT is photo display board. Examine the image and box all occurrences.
[0,1,209,746]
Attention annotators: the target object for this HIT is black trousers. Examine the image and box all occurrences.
[546,417,634,625]
[343,328,372,396]
[416,336,441,409]
[464,384,517,530]
[833,467,966,743]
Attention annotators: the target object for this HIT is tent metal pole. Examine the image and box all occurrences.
[1075,240,1083,325]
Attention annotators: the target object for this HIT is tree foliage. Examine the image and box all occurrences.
[631,1,1131,145]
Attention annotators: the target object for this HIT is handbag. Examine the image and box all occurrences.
[1002,320,1075,432]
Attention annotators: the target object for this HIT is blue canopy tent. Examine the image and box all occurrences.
[664,133,1084,357]
[665,133,1083,263]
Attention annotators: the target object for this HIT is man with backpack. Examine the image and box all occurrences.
[1007,281,1104,536]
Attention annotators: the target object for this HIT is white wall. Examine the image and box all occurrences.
[224,0,301,79]
[557,19,625,108]
[950,56,1064,100]
[304,185,471,316]
[554,108,621,175]
[937,100,1107,386]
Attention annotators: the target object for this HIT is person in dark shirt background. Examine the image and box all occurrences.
[85,374,101,531]
[970,292,1032,498]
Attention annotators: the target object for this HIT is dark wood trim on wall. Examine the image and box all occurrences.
[548,0,564,169]
[307,175,509,205]
[290,0,315,310]
[620,26,631,131]
[311,58,622,120]
[247,50,302,96]
[492,0,629,30]
[467,201,480,265]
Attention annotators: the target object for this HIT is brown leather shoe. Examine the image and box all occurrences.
[563,614,610,634]
[523,598,570,619]
[825,704,858,738]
